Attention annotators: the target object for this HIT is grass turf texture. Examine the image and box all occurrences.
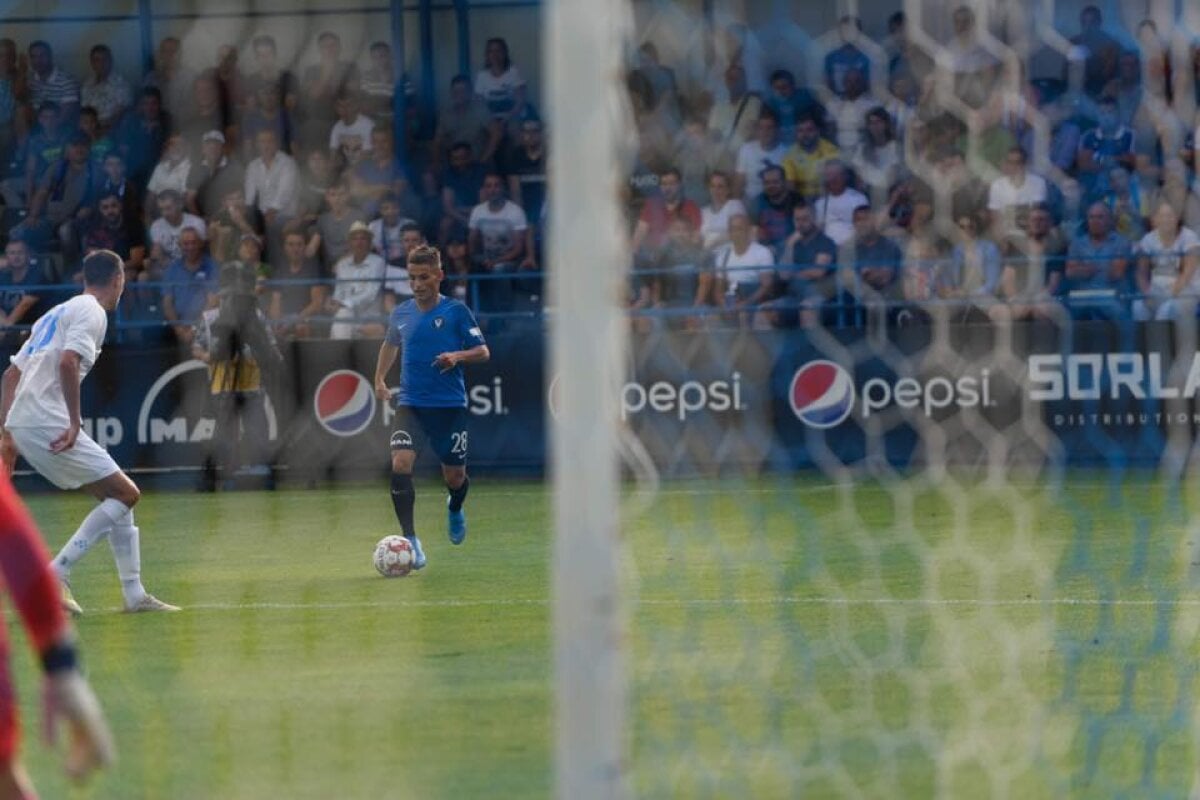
[4,475,1199,798]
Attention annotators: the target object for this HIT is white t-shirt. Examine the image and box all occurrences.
[6,294,107,430]
[700,199,747,250]
[332,253,386,312]
[717,241,775,290]
[987,173,1048,211]
[1138,227,1200,293]
[813,187,868,245]
[150,214,206,262]
[734,140,788,200]
[828,94,877,151]
[146,158,192,196]
[383,266,413,299]
[329,114,375,155]
[468,201,528,262]
[474,66,525,117]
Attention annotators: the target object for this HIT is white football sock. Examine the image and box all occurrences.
[107,517,146,606]
[51,498,130,579]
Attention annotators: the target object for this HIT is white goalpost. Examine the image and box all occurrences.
[547,0,633,797]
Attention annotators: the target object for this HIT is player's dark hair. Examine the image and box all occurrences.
[408,244,442,271]
[82,249,123,287]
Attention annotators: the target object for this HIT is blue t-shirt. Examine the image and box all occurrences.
[162,256,218,322]
[386,296,486,408]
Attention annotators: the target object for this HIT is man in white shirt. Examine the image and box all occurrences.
[329,221,386,340]
[469,173,528,312]
[244,128,299,223]
[149,190,206,274]
[146,132,193,202]
[734,111,788,201]
[987,146,1048,240]
[716,213,775,327]
[812,160,868,245]
[328,91,375,166]
[0,250,178,614]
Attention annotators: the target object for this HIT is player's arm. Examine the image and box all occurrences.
[0,363,21,476]
[374,340,399,401]
[51,351,82,453]
[433,343,489,372]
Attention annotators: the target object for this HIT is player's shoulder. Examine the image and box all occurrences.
[438,296,474,317]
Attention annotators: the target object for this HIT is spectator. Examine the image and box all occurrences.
[81,190,147,279]
[1111,50,1142,129]
[240,80,292,160]
[177,72,227,146]
[434,74,498,169]
[237,233,269,292]
[934,147,990,225]
[706,62,762,152]
[504,118,548,226]
[440,141,488,243]
[995,203,1066,321]
[371,193,418,268]
[269,228,326,338]
[714,213,775,326]
[468,172,527,313]
[327,220,384,340]
[898,234,945,325]
[26,41,79,121]
[80,44,130,132]
[777,202,838,328]
[634,43,679,127]
[161,225,218,343]
[812,160,868,246]
[1064,202,1132,319]
[946,5,998,108]
[441,233,472,304]
[749,164,798,254]
[349,127,413,218]
[244,128,299,237]
[115,87,170,185]
[851,107,902,204]
[187,130,244,219]
[839,205,902,323]
[149,189,206,274]
[99,152,143,226]
[0,238,46,336]
[329,91,374,167]
[645,216,709,329]
[297,148,335,224]
[213,44,245,133]
[1132,202,1200,321]
[0,39,23,165]
[208,186,263,264]
[381,221,425,311]
[15,130,101,258]
[142,36,195,121]
[828,67,876,152]
[1077,97,1135,202]
[699,170,746,252]
[307,180,366,271]
[78,106,114,163]
[824,16,871,98]
[630,167,700,263]
[764,69,821,145]
[2,102,65,209]
[1072,5,1121,99]
[734,111,787,201]
[942,212,1002,319]
[244,35,299,113]
[671,116,730,209]
[1102,166,1144,241]
[146,132,193,206]
[299,31,360,148]
[360,41,396,121]
[475,37,528,125]
[783,113,840,201]
[986,147,1048,241]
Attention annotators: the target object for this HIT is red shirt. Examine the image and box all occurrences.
[638,197,701,250]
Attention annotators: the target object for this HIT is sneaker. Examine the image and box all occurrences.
[123,594,181,613]
[406,534,427,570]
[60,579,83,617]
[448,499,467,546]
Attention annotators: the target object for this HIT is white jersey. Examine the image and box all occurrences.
[5,294,107,430]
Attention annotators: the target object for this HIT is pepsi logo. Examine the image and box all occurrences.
[315,370,376,437]
[789,360,855,429]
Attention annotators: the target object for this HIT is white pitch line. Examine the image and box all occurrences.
[66,594,1200,616]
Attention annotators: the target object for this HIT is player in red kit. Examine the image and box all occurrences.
[0,471,114,799]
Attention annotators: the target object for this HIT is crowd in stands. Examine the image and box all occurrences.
[626,6,1200,329]
[0,31,546,344]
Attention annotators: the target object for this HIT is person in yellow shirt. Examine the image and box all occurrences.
[782,114,840,201]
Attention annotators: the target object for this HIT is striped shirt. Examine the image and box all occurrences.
[29,67,80,110]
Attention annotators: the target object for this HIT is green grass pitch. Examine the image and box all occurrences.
[4,475,1199,798]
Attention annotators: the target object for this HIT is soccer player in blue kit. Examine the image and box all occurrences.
[374,245,489,569]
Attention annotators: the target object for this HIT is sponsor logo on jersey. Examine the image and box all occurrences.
[314,370,376,437]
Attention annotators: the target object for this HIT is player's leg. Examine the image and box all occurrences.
[389,407,426,569]
[431,408,470,545]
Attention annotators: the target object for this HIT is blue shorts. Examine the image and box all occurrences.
[390,406,470,466]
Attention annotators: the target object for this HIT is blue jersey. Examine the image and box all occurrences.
[386,296,486,408]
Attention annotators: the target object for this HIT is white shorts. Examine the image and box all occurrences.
[8,427,121,490]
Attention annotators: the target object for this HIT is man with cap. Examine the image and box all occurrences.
[187,129,244,219]
[328,220,386,340]
[13,129,102,259]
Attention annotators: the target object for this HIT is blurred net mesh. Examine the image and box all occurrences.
[618,0,1200,796]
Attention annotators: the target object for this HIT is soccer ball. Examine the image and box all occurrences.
[373,535,415,578]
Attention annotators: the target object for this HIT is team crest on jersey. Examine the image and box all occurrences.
[434,318,444,329]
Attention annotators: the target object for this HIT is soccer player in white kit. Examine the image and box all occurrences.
[0,250,179,615]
